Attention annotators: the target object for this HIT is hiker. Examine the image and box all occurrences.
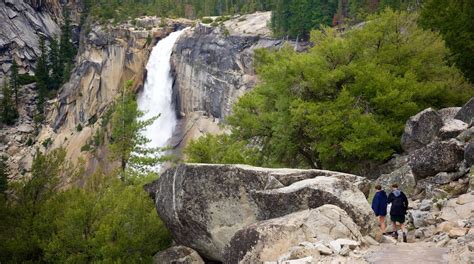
[387,183,409,242]
[371,184,388,233]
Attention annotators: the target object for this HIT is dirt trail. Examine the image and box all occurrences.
[364,243,450,264]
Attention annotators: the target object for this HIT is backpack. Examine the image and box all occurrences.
[391,195,405,214]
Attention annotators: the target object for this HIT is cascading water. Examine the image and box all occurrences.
[137,28,188,167]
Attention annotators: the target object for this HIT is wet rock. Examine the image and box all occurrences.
[153,246,204,264]
[223,205,364,264]
[409,139,465,180]
[401,108,443,153]
[455,97,474,125]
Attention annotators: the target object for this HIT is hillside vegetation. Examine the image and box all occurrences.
[186,9,473,175]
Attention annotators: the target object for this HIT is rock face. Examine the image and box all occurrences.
[377,100,473,199]
[169,14,282,153]
[455,97,474,125]
[409,139,465,180]
[0,0,61,81]
[153,246,204,264]
[148,163,377,261]
[401,108,443,152]
[223,205,363,264]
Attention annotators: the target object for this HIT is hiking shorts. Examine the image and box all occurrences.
[390,215,405,224]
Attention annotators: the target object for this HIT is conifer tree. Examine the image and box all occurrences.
[109,80,161,178]
[60,8,75,66]
[48,37,62,90]
[1,78,18,125]
[35,36,49,121]
[10,60,19,107]
[0,156,8,198]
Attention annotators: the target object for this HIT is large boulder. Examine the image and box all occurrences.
[409,139,465,180]
[153,246,204,264]
[401,108,443,153]
[148,164,375,261]
[455,97,474,125]
[438,107,461,123]
[376,163,416,195]
[438,119,468,140]
[251,177,378,236]
[465,142,474,166]
[223,205,364,264]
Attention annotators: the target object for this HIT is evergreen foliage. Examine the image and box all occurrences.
[35,36,49,120]
[419,0,474,83]
[48,37,62,91]
[186,10,473,174]
[1,78,18,125]
[9,60,19,107]
[0,156,8,198]
[87,0,274,23]
[109,80,162,177]
[0,150,171,263]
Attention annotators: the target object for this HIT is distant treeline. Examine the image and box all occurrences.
[84,0,418,36]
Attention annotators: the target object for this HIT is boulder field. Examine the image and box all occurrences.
[146,164,380,262]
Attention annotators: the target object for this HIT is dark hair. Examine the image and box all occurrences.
[391,183,399,188]
[375,184,382,190]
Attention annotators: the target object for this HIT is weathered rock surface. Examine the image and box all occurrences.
[455,97,474,125]
[409,139,465,180]
[376,163,416,195]
[223,205,363,264]
[148,164,377,261]
[401,108,443,152]
[153,245,204,264]
[169,15,282,151]
[0,0,82,81]
[465,142,474,166]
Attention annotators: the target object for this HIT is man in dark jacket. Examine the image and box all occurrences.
[387,183,409,242]
[371,184,388,234]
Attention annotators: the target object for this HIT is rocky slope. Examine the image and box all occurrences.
[1,14,193,180]
[0,0,61,81]
[2,11,280,181]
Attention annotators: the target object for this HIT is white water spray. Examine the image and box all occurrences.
[137,28,187,165]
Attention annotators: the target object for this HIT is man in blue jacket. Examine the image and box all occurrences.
[372,184,388,234]
[387,183,409,242]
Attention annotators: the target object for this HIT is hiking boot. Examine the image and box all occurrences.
[392,231,398,239]
[403,233,407,243]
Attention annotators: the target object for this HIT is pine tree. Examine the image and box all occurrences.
[60,8,75,68]
[109,80,161,179]
[10,60,19,107]
[0,156,8,198]
[48,37,62,90]
[1,78,18,125]
[35,36,49,121]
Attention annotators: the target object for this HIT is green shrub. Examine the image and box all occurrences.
[42,138,51,148]
[201,17,213,24]
[76,123,83,132]
[192,10,473,174]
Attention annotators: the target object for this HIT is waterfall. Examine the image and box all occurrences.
[137,28,187,166]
